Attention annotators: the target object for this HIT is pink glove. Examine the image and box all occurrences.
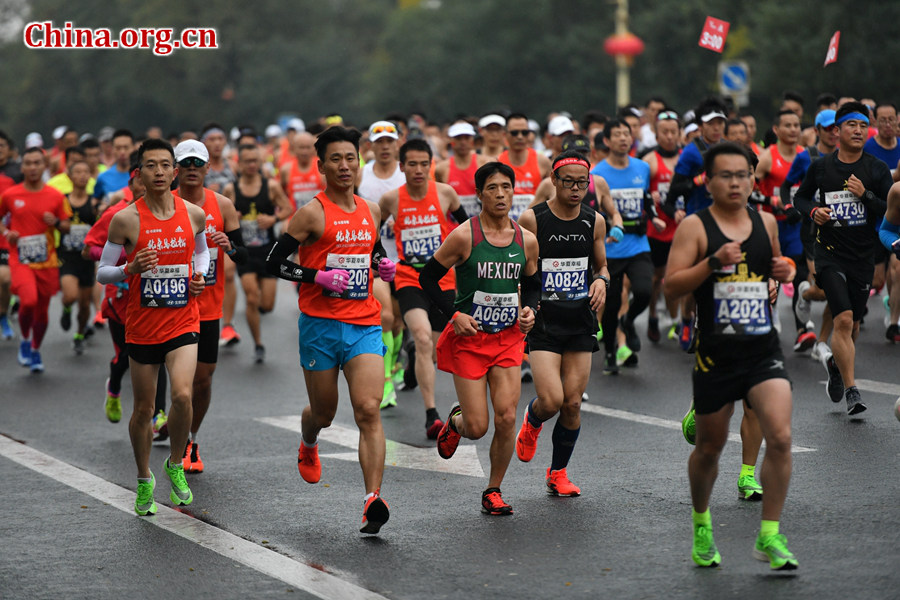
[378,258,396,282]
[315,269,350,294]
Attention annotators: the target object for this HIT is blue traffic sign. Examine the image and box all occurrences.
[718,61,750,95]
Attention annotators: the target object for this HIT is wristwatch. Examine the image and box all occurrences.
[707,254,722,271]
[596,274,610,288]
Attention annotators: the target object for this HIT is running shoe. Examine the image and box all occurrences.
[679,319,693,352]
[73,333,85,355]
[753,533,798,570]
[17,340,31,367]
[425,417,444,440]
[380,380,397,409]
[737,475,763,501]
[845,386,867,416]
[360,491,390,534]
[616,344,633,366]
[515,407,542,462]
[619,315,641,352]
[391,366,405,389]
[151,410,168,442]
[520,359,533,383]
[254,344,265,364]
[183,440,204,473]
[481,487,513,515]
[60,306,72,331]
[886,324,900,343]
[603,352,619,376]
[647,316,660,343]
[824,354,844,403]
[83,324,95,339]
[692,523,721,567]
[682,402,696,445]
[792,330,816,353]
[581,392,589,402]
[436,404,462,459]
[667,323,678,340]
[794,281,812,324]
[219,323,240,347]
[105,379,122,423]
[0,314,13,340]
[297,442,321,483]
[163,457,193,506]
[30,350,44,373]
[93,310,106,329]
[811,341,829,363]
[546,468,581,496]
[134,473,158,516]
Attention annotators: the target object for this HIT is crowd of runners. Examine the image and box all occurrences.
[3,89,900,569]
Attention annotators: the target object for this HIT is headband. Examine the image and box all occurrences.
[835,112,869,126]
[553,157,590,172]
[201,127,225,141]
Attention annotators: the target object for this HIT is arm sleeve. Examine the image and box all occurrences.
[371,238,388,265]
[879,217,900,250]
[96,241,128,284]
[865,160,893,220]
[418,258,456,318]
[225,228,249,264]
[265,233,318,283]
[792,158,821,217]
[450,206,469,224]
[521,271,541,312]
[192,230,210,276]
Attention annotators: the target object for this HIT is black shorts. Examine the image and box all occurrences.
[396,286,455,332]
[814,254,872,321]
[648,237,672,269]
[692,341,790,415]
[58,254,96,287]
[198,319,220,364]
[0,249,8,266]
[128,331,198,365]
[237,246,276,279]
[527,328,599,354]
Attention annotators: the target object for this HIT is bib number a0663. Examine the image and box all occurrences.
[470,290,518,333]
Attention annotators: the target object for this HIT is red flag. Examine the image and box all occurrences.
[698,17,730,53]
[824,31,840,66]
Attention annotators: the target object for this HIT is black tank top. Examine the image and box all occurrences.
[694,207,777,358]
[532,201,598,336]
[59,194,96,256]
[234,175,275,248]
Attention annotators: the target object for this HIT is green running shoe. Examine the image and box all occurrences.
[391,367,405,387]
[164,457,193,506]
[682,402,696,445]
[753,533,798,570]
[135,473,158,516]
[692,523,721,567]
[380,380,397,409]
[105,379,122,424]
[738,474,763,501]
[667,323,678,340]
[616,345,633,365]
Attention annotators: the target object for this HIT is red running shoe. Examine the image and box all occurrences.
[481,487,513,515]
[546,468,581,497]
[436,404,462,459]
[425,417,444,440]
[297,443,321,483]
[360,490,390,534]
[183,440,204,473]
[515,407,542,462]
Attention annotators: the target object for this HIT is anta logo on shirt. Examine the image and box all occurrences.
[548,233,587,242]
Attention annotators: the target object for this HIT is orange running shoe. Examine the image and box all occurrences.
[546,468,581,497]
[185,441,204,473]
[425,417,444,441]
[515,407,542,462]
[182,440,194,470]
[481,487,513,515]
[298,443,321,483]
[436,404,462,459]
[219,323,241,347]
[360,490,390,534]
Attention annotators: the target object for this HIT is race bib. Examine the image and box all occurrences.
[205,246,218,286]
[140,264,189,308]
[293,190,317,210]
[541,257,589,301]
[401,224,441,265]
[61,224,90,252]
[240,218,268,247]
[458,195,480,221]
[323,253,370,300]
[17,234,48,264]
[824,190,866,227]
[470,290,518,333]
[510,195,533,222]
[713,281,770,335]
[612,188,643,220]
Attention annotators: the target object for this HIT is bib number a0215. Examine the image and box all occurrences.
[713,281,770,335]
[323,253,370,300]
[17,234,49,264]
[470,290,518,333]
[141,264,190,308]
[824,190,866,227]
[401,224,441,266]
[541,257,588,301]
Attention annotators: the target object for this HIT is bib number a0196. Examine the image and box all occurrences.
[541,257,588,301]
[61,224,90,252]
[713,281,770,335]
[141,264,189,308]
[17,234,49,264]
[323,253,370,300]
[824,190,866,227]
[401,224,441,266]
[470,290,518,333]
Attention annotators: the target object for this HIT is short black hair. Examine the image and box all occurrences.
[64,145,85,161]
[875,102,898,117]
[399,138,432,163]
[581,110,608,131]
[835,101,872,125]
[384,113,408,129]
[617,105,642,122]
[112,128,134,142]
[80,137,100,150]
[703,141,752,175]
[314,126,361,162]
[0,130,15,148]
[603,118,631,139]
[696,96,728,120]
[22,147,45,158]
[551,149,591,172]
[783,91,805,107]
[506,112,529,125]
[593,131,609,151]
[775,109,800,124]
[137,138,175,164]
[816,93,837,109]
[725,118,747,135]
[238,143,259,155]
[474,161,515,191]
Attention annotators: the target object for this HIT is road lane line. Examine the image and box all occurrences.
[845,378,900,397]
[579,404,816,453]
[0,434,390,600]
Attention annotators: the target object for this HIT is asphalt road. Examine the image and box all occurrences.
[2,281,899,599]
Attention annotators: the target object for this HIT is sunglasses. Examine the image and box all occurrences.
[177,157,207,168]
[657,111,679,122]
[371,124,397,135]
[508,129,530,137]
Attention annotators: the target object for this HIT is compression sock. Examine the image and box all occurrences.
[391,331,403,370]
[382,331,394,380]
[526,397,545,427]
[550,422,580,471]
[692,508,712,527]
[759,520,779,538]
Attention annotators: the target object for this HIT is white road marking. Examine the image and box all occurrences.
[845,378,900,397]
[255,416,486,478]
[579,404,816,453]
[0,435,389,600]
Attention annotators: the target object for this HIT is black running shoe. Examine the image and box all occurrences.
[845,386,867,416]
[825,354,844,403]
[647,317,660,343]
[619,315,641,352]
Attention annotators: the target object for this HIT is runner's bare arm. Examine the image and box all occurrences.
[589,212,608,311]
[378,189,399,224]
[663,215,710,301]
[268,179,293,220]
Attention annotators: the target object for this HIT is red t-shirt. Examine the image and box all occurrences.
[0,183,70,269]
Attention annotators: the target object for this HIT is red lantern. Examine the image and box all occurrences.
[603,32,645,58]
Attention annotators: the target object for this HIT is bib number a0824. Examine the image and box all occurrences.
[541,257,588,301]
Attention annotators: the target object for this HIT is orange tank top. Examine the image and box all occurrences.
[759,144,802,220]
[126,197,200,344]
[447,154,479,218]
[393,182,456,291]
[197,189,225,320]
[647,151,678,242]
[498,148,542,220]
[287,158,322,211]
[297,192,381,326]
